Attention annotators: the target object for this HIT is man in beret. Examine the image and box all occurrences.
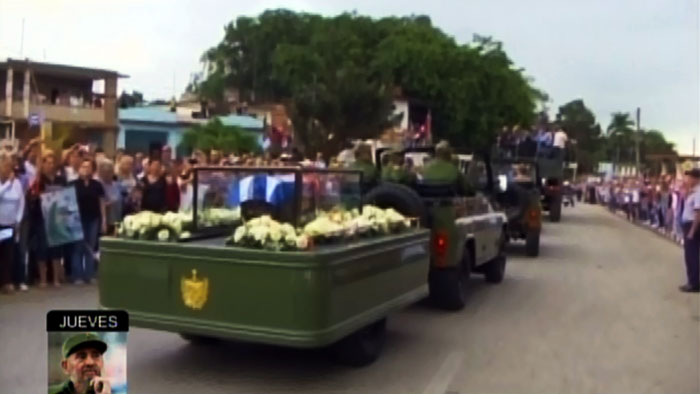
[680,168,700,293]
[49,332,111,394]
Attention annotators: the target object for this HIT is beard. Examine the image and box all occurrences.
[78,366,101,382]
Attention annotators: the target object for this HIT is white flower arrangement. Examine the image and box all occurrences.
[227,205,412,251]
[118,207,241,242]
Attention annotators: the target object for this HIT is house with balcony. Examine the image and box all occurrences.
[0,58,126,155]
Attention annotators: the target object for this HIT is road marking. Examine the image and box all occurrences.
[421,351,464,394]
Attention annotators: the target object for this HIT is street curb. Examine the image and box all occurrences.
[600,205,682,248]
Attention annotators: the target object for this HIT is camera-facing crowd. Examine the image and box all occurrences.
[0,139,337,295]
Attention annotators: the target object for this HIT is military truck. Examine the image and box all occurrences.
[538,156,565,222]
[491,158,542,256]
[371,147,508,310]
[100,167,432,367]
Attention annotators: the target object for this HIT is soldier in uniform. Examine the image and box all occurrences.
[350,143,378,191]
[421,141,471,194]
[49,332,111,394]
[381,151,417,185]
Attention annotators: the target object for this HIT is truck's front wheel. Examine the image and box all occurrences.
[330,319,387,367]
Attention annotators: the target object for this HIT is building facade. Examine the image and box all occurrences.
[118,106,264,157]
[0,58,126,155]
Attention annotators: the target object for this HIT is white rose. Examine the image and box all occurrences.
[270,228,282,242]
[251,226,269,243]
[281,223,296,236]
[285,233,297,246]
[157,229,170,242]
[296,235,309,250]
[233,226,247,243]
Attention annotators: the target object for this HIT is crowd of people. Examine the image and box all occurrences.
[586,174,688,244]
[496,123,568,160]
[0,139,342,295]
[585,169,700,293]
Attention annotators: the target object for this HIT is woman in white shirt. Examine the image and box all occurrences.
[0,152,25,294]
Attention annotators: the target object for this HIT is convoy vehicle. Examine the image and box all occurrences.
[372,147,508,310]
[491,158,542,256]
[537,156,564,222]
[100,167,431,367]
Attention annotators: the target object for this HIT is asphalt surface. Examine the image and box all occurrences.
[1,203,699,394]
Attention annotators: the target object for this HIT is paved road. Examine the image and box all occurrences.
[2,204,698,394]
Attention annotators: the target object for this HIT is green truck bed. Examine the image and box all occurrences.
[98,230,430,348]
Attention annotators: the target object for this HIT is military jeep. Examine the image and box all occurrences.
[367,147,508,310]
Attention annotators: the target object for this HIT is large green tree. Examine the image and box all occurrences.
[193,9,543,156]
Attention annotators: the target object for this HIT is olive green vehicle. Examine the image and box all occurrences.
[99,167,431,367]
[369,147,508,310]
[491,158,542,257]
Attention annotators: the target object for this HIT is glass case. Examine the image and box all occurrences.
[191,166,363,230]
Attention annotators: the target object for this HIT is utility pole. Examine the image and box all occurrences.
[635,107,641,176]
[693,137,696,158]
[20,18,25,57]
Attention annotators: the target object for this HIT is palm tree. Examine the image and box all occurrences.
[606,112,634,166]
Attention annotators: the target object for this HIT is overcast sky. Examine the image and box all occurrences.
[1,0,698,153]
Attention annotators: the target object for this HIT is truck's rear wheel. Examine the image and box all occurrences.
[429,251,471,311]
[484,255,506,283]
[330,319,387,367]
[525,230,540,257]
[550,200,561,222]
[429,268,466,310]
[485,232,507,283]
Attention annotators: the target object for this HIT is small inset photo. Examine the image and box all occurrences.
[48,331,127,394]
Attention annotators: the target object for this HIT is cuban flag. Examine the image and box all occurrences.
[227,174,296,207]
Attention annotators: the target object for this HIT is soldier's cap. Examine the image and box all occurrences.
[685,168,700,179]
[62,333,108,359]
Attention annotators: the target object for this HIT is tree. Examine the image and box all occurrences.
[179,119,261,155]
[640,129,675,156]
[556,99,603,173]
[606,112,635,165]
[118,90,144,108]
[193,10,543,156]
[269,14,394,157]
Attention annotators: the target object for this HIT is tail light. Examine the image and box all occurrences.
[433,232,448,267]
[527,209,541,228]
